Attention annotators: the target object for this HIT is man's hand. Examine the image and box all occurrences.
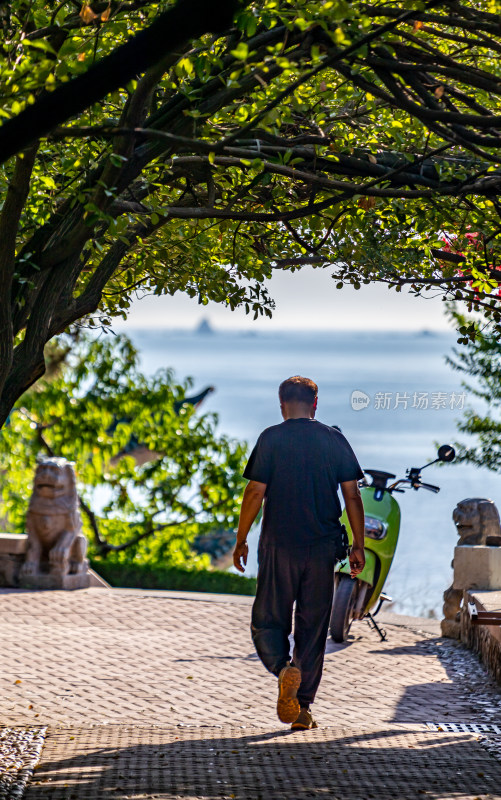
[233,540,249,573]
[349,546,365,578]
[233,480,266,574]
[341,480,365,579]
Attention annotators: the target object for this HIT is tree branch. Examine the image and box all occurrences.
[0,0,241,163]
[97,515,200,554]
[0,143,39,396]
[78,495,109,551]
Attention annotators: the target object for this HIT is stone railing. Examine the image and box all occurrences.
[442,497,501,683]
[461,589,501,684]
[0,533,30,587]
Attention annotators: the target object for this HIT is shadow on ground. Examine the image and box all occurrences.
[26,725,501,800]
[325,627,501,726]
[370,636,501,725]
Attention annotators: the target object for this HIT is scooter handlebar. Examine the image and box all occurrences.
[418,481,440,493]
[389,478,440,493]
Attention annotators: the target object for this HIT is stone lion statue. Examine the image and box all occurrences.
[20,457,88,579]
[452,497,501,546]
[442,497,501,638]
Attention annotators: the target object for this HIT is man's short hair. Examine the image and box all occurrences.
[279,376,318,405]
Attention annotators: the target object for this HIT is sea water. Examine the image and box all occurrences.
[129,327,499,617]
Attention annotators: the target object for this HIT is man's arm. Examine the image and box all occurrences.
[340,480,365,578]
[233,480,267,573]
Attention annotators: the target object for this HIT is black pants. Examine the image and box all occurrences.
[251,538,338,707]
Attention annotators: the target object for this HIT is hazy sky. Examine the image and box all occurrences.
[115,265,451,331]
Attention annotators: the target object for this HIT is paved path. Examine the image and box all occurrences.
[0,588,500,798]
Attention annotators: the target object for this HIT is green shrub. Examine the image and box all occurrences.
[0,332,247,570]
[90,559,256,596]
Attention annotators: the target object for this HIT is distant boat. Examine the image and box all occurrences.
[196,318,214,335]
[417,329,436,337]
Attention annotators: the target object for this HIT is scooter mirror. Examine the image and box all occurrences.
[437,444,455,462]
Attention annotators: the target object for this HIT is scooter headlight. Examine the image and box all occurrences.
[364,516,388,540]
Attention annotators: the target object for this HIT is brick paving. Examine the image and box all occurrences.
[0,587,499,798]
[25,725,501,800]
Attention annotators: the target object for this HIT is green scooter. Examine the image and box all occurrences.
[330,444,456,642]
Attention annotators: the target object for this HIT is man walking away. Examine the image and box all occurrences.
[233,376,365,730]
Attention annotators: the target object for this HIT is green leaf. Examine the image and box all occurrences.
[230,42,248,60]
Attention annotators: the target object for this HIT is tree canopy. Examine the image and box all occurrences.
[446,305,501,473]
[2,1,501,426]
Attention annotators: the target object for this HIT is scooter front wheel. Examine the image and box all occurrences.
[330,574,357,642]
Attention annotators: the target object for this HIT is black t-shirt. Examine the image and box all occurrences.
[243,418,364,547]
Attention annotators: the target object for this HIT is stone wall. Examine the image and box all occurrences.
[461,590,501,685]
[0,534,28,587]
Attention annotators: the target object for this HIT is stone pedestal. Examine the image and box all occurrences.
[20,570,90,591]
[453,546,501,591]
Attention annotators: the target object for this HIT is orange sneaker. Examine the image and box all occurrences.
[276,664,301,723]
